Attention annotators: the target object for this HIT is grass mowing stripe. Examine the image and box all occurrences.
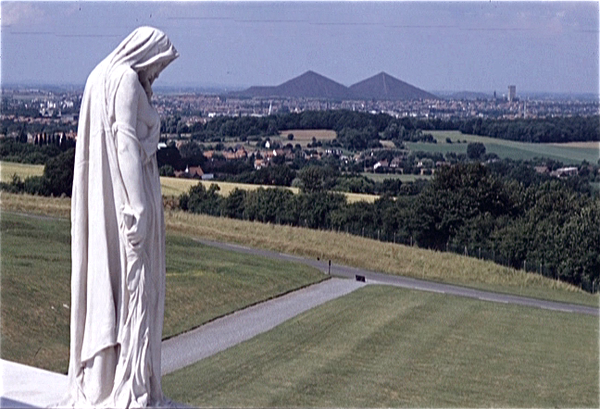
[0,212,325,373]
[163,285,598,408]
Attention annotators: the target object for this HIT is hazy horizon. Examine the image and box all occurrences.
[2,1,598,95]
[3,73,599,99]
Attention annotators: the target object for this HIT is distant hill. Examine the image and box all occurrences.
[348,72,437,100]
[237,71,351,99]
[234,71,437,100]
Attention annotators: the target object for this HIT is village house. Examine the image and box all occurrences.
[551,167,579,178]
[390,157,403,169]
[374,159,389,171]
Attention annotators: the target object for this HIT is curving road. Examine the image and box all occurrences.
[193,238,599,317]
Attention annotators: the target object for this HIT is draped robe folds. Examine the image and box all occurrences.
[63,27,178,408]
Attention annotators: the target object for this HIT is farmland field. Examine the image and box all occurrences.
[0,167,376,204]
[160,177,299,197]
[551,141,600,149]
[379,140,396,148]
[408,130,600,164]
[163,285,599,408]
[160,177,378,203]
[1,161,44,182]
[277,129,337,147]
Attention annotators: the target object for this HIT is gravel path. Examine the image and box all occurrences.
[161,278,364,374]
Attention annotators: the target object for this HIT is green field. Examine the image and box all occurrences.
[407,131,599,164]
[1,161,44,182]
[0,211,325,373]
[277,129,337,148]
[163,285,599,408]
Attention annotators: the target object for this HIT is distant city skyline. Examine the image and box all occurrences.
[1,1,598,95]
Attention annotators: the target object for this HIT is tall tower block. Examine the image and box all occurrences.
[508,85,516,102]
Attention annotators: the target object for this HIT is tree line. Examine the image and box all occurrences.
[162,110,598,148]
[0,137,72,164]
[458,115,600,143]
[178,163,599,292]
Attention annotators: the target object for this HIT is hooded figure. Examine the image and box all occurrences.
[65,27,178,408]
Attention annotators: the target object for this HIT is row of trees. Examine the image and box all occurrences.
[178,163,599,292]
[0,138,68,164]
[163,110,598,148]
[1,118,77,139]
[459,115,600,143]
[162,110,445,149]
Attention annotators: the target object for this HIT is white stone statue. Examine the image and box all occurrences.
[64,27,178,408]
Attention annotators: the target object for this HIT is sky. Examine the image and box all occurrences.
[1,1,598,94]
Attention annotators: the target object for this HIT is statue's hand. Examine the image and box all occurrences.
[122,206,147,248]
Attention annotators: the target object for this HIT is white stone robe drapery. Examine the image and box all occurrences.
[65,27,178,408]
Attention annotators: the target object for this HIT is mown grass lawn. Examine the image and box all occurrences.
[0,211,325,373]
[163,285,599,408]
[163,235,326,339]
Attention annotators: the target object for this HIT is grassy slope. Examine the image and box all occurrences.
[407,130,599,164]
[2,192,597,307]
[1,212,71,373]
[165,211,598,307]
[163,235,325,339]
[0,212,324,373]
[163,285,599,408]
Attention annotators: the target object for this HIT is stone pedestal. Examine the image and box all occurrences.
[0,360,189,408]
[0,359,67,408]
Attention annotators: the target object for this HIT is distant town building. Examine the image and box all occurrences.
[508,85,516,102]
